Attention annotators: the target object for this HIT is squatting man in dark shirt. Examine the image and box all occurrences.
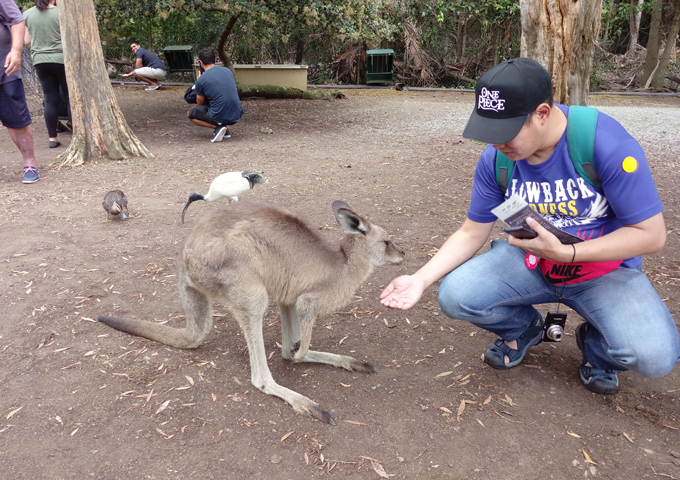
[186,47,243,143]
[121,41,167,91]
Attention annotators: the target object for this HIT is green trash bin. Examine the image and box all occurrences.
[366,49,394,85]
[162,45,196,80]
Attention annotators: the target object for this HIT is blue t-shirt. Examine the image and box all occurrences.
[467,104,663,268]
[194,66,243,125]
[136,47,166,70]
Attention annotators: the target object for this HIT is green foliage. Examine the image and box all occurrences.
[46,0,627,88]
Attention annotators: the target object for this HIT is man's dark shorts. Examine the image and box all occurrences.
[188,105,235,126]
[0,79,32,129]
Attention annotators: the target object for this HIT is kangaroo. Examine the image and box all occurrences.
[98,200,405,424]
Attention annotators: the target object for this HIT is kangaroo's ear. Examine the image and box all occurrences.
[332,200,368,235]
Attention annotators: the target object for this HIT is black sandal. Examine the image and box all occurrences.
[484,317,544,370]
[575,322,619,394]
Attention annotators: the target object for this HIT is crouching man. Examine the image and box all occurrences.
[122,41,166,91]
[187,48,243,143]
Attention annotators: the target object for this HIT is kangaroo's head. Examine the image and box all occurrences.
[332,201,405,267]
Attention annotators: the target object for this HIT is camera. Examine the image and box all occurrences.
[542,311,567,342]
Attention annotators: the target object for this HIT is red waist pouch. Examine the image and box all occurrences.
[538,259,623,285]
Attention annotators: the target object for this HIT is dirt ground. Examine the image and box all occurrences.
[1,87,679,480]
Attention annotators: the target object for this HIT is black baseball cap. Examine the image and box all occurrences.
[463,58,553,145]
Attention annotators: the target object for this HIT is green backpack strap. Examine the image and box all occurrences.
[495,150,514,196]
[494,105,601,194]
[566,105,601,189]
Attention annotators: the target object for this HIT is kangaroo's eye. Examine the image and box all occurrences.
[383,240,391,246]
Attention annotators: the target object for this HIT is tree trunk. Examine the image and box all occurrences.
[520,0,603,106]
[216,12,241,69]
[601,0,617,46]
[295,36,305,65]
[56,0,152,166]
[640,0,663,86]
[649,1,680,89]
[627,0,644,54]
[456,14,466,59]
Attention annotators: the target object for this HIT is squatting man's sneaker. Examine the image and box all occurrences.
[211,125,230,142]
[22,166,40,184]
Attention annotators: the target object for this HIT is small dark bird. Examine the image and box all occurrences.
[102,190,129,222]
[181,170,268,223]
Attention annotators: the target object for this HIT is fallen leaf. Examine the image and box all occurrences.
[582,449,597,465]
[483,395,492,405]
[457,400,466,421]
[185,375,194,386]
[233,377,243,385]
[340,382,352,387]
[623,432,634,444]
[440,407,452,414]
[567,431,581,438]
[476,419,485,427]
[436,371,453,377]
[155,400,170,414]
[70,428,78,436]
[345,420,366,426]
[438,348,446,354]
[280,430,295,442]
[212,393,217,402]
[6,406,23,420]
[360,457,393,478]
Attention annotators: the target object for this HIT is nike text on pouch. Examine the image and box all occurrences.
[478,87,505,112]
[546,263,587,283]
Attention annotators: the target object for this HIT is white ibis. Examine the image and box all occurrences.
[181,170,268,223]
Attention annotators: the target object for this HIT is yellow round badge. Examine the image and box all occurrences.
[622,156,638,173]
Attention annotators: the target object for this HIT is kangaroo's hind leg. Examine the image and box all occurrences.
[98,259,213,349]
[279,302,377,373]
[226,287,335,425]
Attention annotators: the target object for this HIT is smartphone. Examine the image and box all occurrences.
[502,225,538,239]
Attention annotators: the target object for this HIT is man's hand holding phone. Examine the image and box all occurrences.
[502,225,538,239]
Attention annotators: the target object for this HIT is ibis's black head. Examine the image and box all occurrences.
[241,170,268,189]
[181,192,206,223]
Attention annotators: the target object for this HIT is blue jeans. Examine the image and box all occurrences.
[438,240,680,377]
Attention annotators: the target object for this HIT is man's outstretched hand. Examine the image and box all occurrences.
[380,275,426,311]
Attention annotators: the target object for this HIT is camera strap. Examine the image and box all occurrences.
[554,244,577,313]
